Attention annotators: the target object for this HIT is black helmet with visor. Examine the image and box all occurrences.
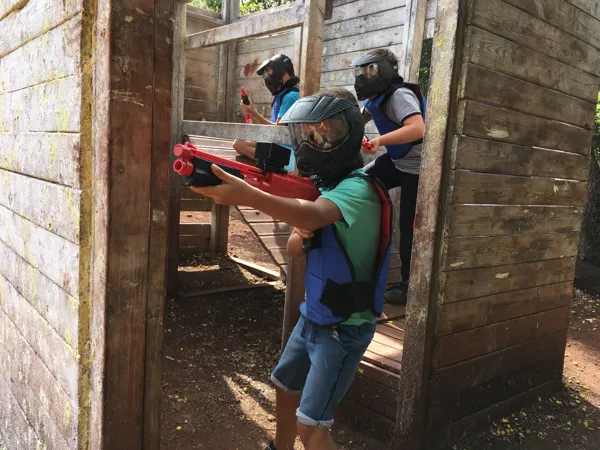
[279,95,364,188]
[350,53,403,100]
[256,54,295,96]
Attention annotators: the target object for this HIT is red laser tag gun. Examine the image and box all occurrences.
[240,88,253,124]
[173,141,320,201]
[362,136,373,152]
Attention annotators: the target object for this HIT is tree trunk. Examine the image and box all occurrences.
[579,149,600,265]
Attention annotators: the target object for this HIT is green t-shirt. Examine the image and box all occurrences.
[319,169,382,326]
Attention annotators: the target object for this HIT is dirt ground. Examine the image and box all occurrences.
[162,210,600,450]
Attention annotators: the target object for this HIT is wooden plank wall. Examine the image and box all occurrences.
[232,0,437,130]
[0,0,90,448]
[427,0,600,442]
[185,6,224,121]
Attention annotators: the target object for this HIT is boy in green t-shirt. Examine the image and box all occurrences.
[192,87,392,450]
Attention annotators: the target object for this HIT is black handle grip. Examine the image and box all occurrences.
[179,158,243,187]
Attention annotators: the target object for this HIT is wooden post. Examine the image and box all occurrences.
[210,201,230,253]
[401,0,428,82]
[393,0,464,447]
[167,1,187,296]
[224,0,240,122]
[143,0,174,448]
[281,0,326,347]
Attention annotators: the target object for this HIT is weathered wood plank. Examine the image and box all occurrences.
[458,101,593,155]
[430,328,567,398]
[0,132,80,187]
[327,0,405,24]
[323,27,403,57]
[443,257,576,303]
[451,135,589,180]
[184,85,219,103]
[337,398,395,444]
[439,281,573,336]
[358,360,400,391]
[322,44,403,72]
[0,371,39,450]
[346,371,399,419]
[434,306,570,368]
[144,2,174,447]
[447,205,583,237]
[451,171,588,206]
[0,14,80,95]
[102,0,156,447]
[320,68,355,86]
[431,379,561,444]
[186,58,219,78]
[464,26,599,103]
[0,311,74,449]
[184,98,218,118]
[210,203,230,253]
[565,0,600,22]
[460,63,595,129]
[0,75,81,132]
[186,4,306,49]
[237,32,295,54]
[444,232,579,270]
[470,0,600,76]
[0,272,79,397]
[236,46,295,68]
[502,0,600,51]
[183,121,291,144]
[0,168,80,243]
[395,0,464,446]
[180,198,212,212]
[0,205,79,297]
[248,221,291,236]
[300,0,327,96]
[0,0,81,58]
[401,0,428,82]
[324,10,404,41]
[186,47,220,65]
[0,296,79,442]
[364,349,402,373]
[0,239,78,341]
[186,75,218,91]
[429,357,563,431]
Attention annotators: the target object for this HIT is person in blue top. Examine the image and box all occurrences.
[191,87,393,450]
[233,53,300,173]
[351,48,427,305]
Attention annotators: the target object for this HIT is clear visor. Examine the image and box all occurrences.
[355,62,380,79]
[288,113,350,152]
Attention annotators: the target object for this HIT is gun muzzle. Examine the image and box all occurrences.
[174,143,193,160]
[173,159,194,176]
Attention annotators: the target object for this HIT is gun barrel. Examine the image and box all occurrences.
[173,159,194,176]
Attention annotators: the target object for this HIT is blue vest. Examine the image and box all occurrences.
[271,87,300,122]
[301,174,393,326]
[364,82,427,160]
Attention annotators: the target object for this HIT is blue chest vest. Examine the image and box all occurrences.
[364,82,427,160]
[301,174,393,326]
[271,87,299,122]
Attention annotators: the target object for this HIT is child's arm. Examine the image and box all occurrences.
[190,165,342,231]
[287,228,313,259]
[241,101,281,126]
[378,114,424,146]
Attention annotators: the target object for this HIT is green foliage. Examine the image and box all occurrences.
[417,38,433,99]
[240,0,293,16]
[189,0,294,15]
[190,0,222,12]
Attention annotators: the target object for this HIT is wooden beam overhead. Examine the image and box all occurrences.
[186,4,306,50]
[182,121,291,144]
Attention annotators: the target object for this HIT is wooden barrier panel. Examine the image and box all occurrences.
[418,0,600,443]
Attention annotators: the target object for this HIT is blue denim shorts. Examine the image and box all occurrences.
[271,315,376,429]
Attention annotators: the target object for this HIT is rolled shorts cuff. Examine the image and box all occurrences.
[296,410,334,429]
[270,374,302,394]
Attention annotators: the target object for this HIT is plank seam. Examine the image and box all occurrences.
[563,0,600,22]
[0,10,81,59]
[0,370,42,444]
[452,167,589,184]
[1,308,77,403]
[434,327,569,373]
[0,271,77,349]
[0,73,73,97]
[463,59,598,107]
[323,23,406,44]
[503,0,600,52]
[444,255,578,273]
[0,165,83,198]
[442,272,575,304]
[460,95,594,134]
[471,7,600,80]
[437,304,571,340]
[324,5,407,26]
